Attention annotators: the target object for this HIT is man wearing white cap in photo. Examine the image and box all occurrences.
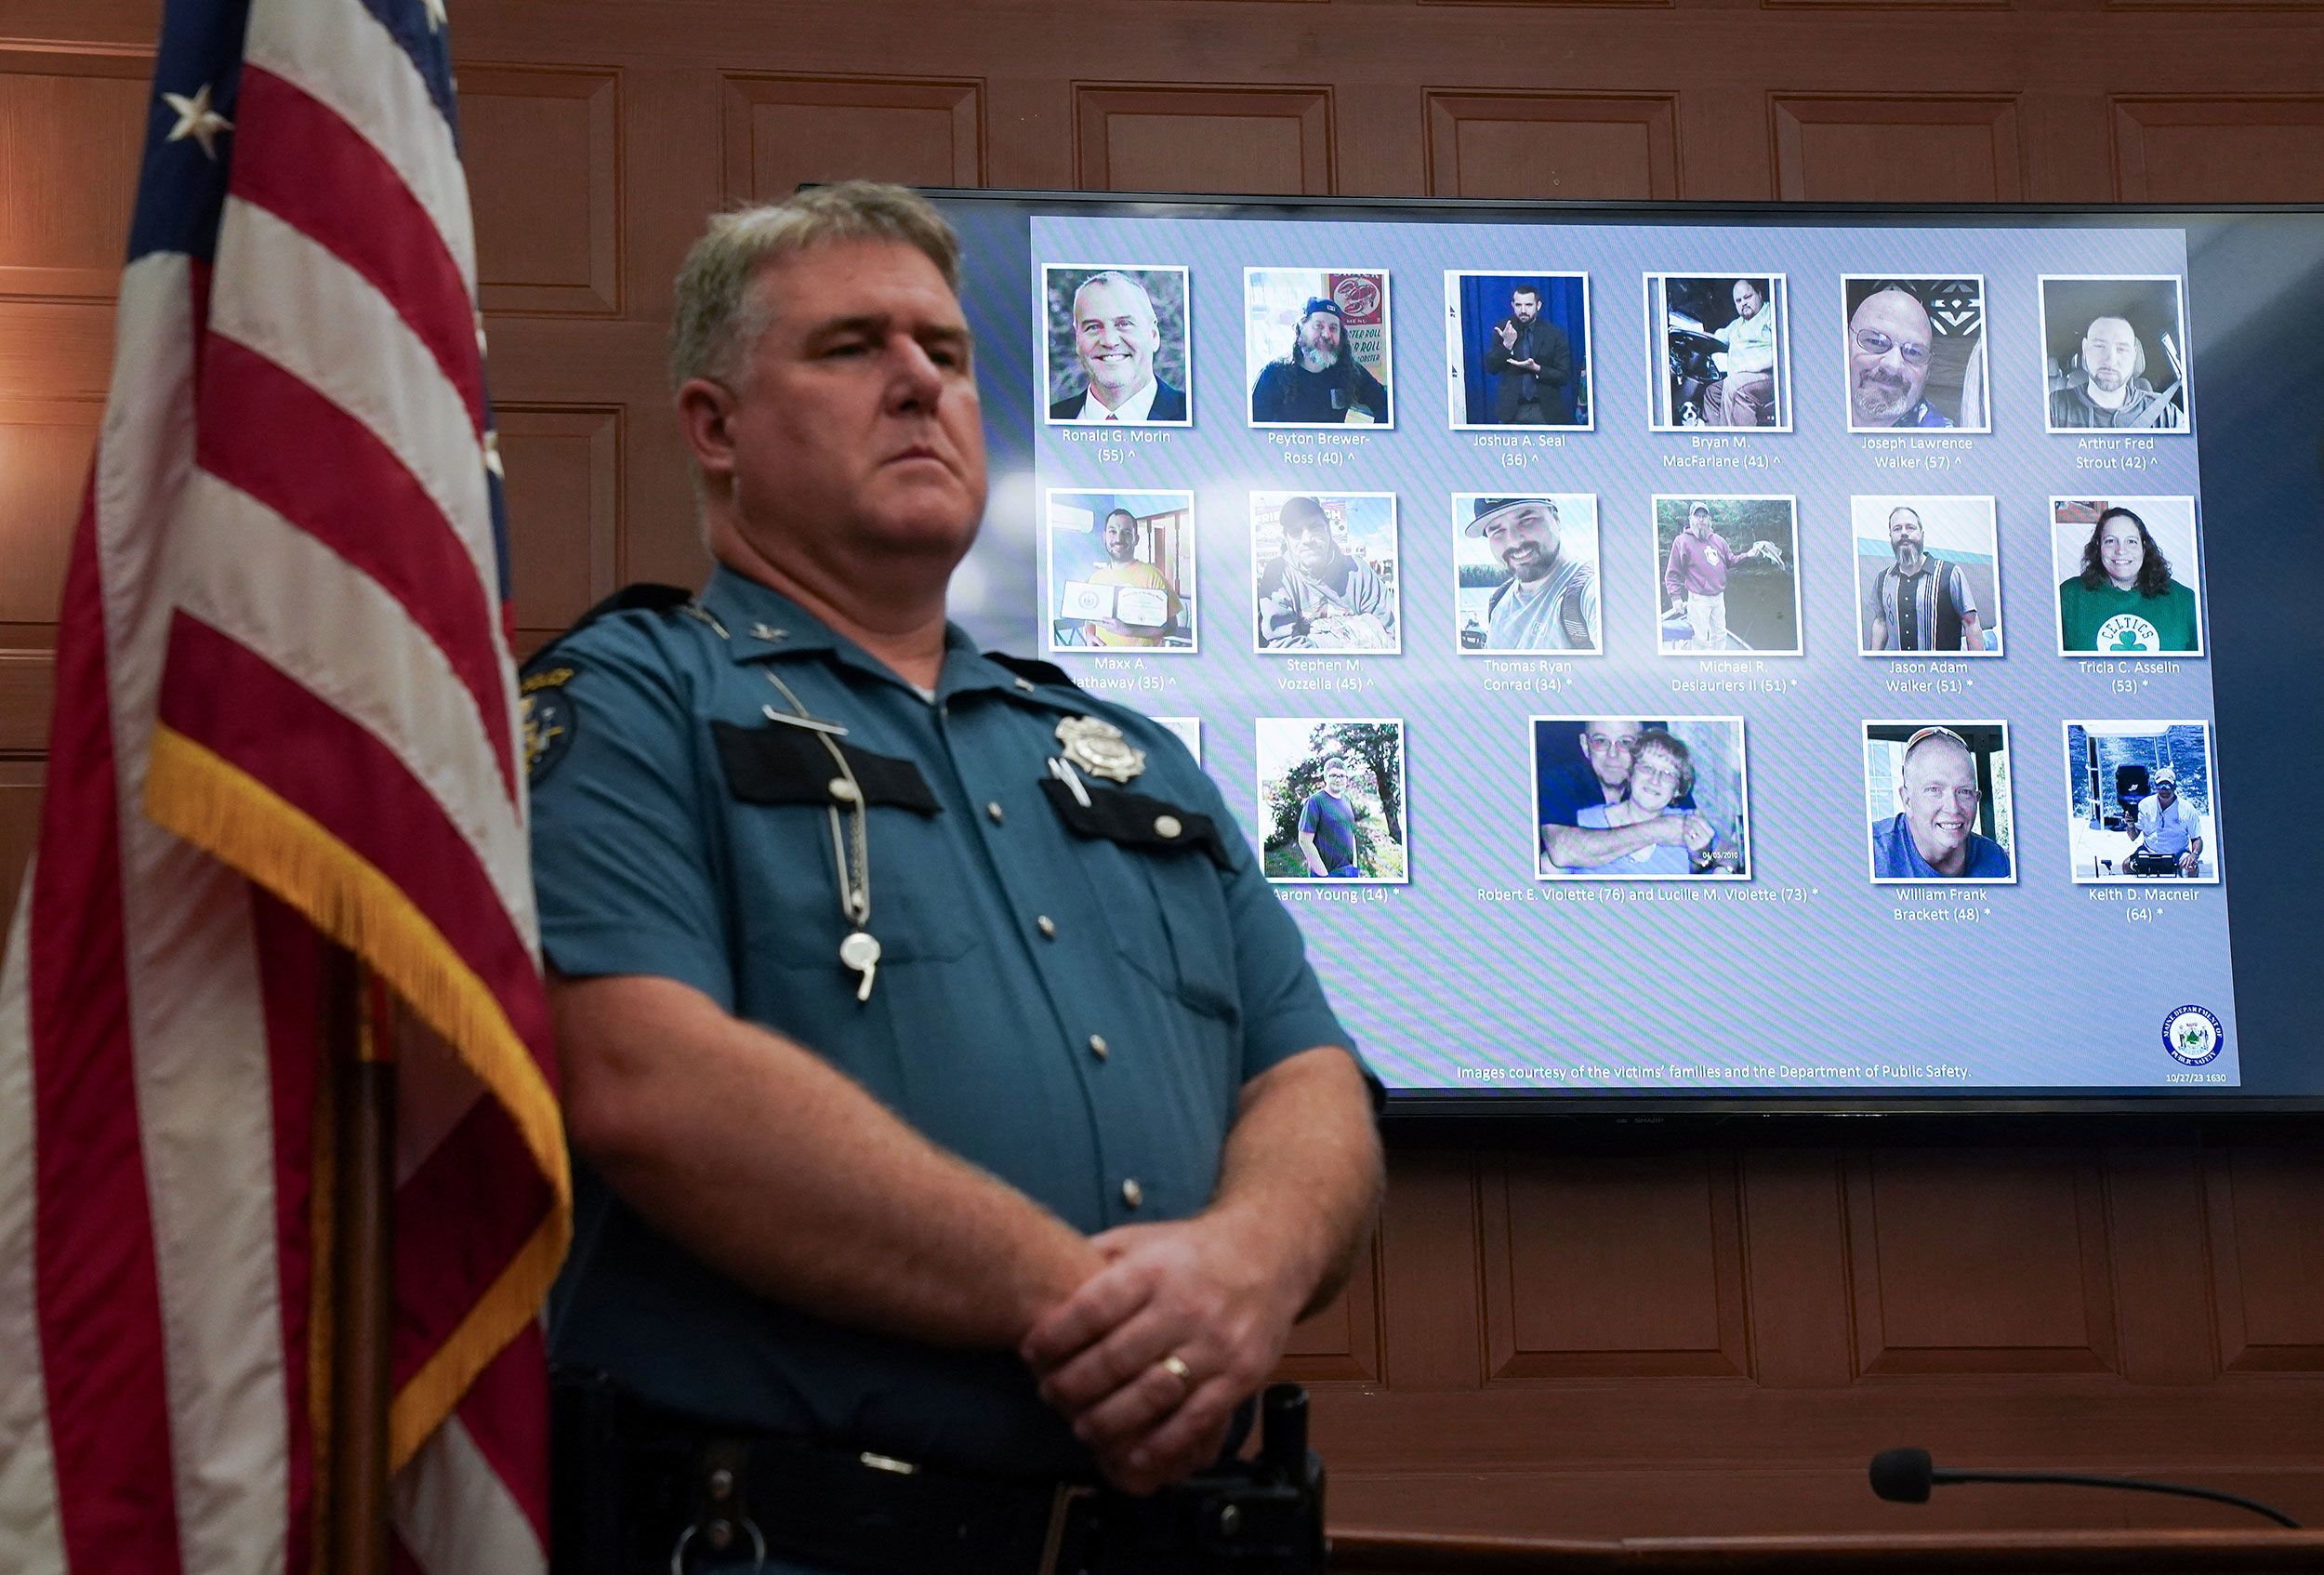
[1662,499,1782,652]
[2130,771,2206,876]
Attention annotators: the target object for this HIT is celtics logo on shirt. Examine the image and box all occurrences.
[2096,613,2162,654]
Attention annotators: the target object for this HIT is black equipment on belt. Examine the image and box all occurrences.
[550,1369,1327,1575]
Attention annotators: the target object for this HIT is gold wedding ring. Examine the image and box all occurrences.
[1157,1354,1193,1390]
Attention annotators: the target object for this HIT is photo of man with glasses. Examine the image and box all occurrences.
[1252,492,1399,652]
[1533,716,1748,880]
[1842,277,1989,432]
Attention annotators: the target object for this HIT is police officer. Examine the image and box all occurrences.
[526,183,1383,1573]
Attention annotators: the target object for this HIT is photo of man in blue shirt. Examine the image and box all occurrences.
[1298,757,1361,877]
[1868,725,2014,880]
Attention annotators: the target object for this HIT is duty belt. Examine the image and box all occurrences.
[551,1370,1327,1575]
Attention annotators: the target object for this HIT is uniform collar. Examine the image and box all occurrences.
[695,565,1043,703]
[696,566,838,660]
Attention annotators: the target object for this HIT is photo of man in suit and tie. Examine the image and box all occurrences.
[1042,263,1192,425]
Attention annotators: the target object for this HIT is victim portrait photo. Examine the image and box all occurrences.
[1853,496,2002,656]
[1257,717,1410,883]
[1644,272,1789,430]
[1040,263,1192,425]
[1453,495,1601,655]
[2051,496,2204,656]
[2040,275,2192,433]
[1246,267,1393,428]
[1044,488,1196,653]
[2063,720,2222,882]
[1534,716,1750,880]
[1446,271,1591,430]
[1863,721,2017,882]
[1841,276,1990,432]
[1652,495,1801,656]
[1251,491,1401,654]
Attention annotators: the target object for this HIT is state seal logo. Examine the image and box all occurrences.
[2161,1004,2224,1066]
[521,664,577,783]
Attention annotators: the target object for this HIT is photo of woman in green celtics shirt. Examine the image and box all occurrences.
[2056,504,2200,655]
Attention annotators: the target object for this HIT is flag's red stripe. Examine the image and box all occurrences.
[155,613,551,1060]
[196,336,518,806]
[451,1319,553,1541]
[253,893,324,1573]
[392,1097,552,1391]
[30,481,188,1575]
[231,65,485,437]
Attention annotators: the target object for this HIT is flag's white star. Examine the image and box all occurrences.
[162,83,232,160]
[424,0,448,31]
[483,429,504,480]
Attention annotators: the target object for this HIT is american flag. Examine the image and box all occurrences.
[0,0,567,1570]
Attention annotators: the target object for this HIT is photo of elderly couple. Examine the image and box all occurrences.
[1532,718,1750,880]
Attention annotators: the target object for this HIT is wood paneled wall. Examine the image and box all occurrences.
[2,0,2320,1540]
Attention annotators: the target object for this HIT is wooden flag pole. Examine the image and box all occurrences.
[324,939,395,1575]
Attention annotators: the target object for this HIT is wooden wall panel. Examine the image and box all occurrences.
[721,73,982,205]
[495,403,624,648]
[2207,1148,2324,1374]
[0,761,38,967]
[1280,1235,1385,1384]
[462,66,622,315]
[0,50,148,301]
[0,401,99,629]
[1424,92,1679,200]
[1485,1152,1748,1380]
[1846,1152,2119,1377]
[2113,97,2324,202]
[1773,95,2024,201]
[0,657,50,756]
[1075,86,1333,195]
[1378,1148,1486,1391]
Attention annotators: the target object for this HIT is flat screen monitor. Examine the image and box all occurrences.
[922,189,2324,1114]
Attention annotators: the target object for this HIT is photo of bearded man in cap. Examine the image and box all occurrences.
[1248,280,1392,426]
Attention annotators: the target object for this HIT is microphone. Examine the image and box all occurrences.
[1869,1448,2302,1529]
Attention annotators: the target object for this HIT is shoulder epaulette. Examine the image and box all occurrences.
[523,583,696,671]
[984,651,1081,691]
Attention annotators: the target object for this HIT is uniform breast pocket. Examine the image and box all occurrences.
[714,720,976,969]
[1042,779,1240,1026]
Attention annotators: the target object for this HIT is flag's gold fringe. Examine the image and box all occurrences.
[143,724,572,1471]
[390,1209,565,1468]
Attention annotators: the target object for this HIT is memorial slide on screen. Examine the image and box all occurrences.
[1030,217,2229,1094]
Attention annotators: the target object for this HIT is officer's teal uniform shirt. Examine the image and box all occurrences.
[528,567,1357,1475]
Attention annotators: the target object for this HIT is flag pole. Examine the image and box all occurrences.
[325,939,395,1575]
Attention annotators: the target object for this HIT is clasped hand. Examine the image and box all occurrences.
[1020,1214,1307,1496]
[1647,812,1715,853]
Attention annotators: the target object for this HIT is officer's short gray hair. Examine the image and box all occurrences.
[668,181,962,393]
